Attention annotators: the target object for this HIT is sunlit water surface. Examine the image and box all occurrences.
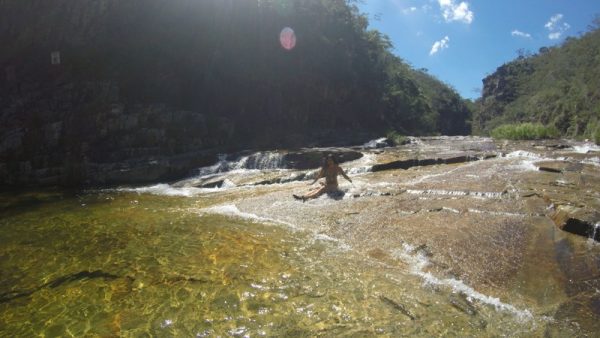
[0,188,595,337]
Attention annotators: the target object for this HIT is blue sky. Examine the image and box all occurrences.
[357,0,600,99]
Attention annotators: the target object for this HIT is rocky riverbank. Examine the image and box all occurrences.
[124,135,600,334]
[2,135,599,336]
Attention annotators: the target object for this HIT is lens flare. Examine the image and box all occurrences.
[279,27,296,50]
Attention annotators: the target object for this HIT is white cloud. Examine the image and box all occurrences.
[402,6,418,14]
[544,14,563,30]
[438,0,474,24]
[544,13,570,40]
[430,36,450,55]
[548,32,562,40]
[511,30,531,39]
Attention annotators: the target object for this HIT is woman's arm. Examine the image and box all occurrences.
[310,168,325,185]
[338,167,352,183]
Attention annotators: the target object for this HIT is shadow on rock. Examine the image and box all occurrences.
[326,190,346,200]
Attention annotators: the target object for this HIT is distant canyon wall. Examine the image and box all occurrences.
[0,0,470,187]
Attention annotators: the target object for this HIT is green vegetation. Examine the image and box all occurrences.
[584,118,600,144]
[0,0,471,153]
[474,18,600,140]
[490,123,559,140]
[385,130,407,145]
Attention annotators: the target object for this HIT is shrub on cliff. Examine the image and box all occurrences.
[385,130,407,145]
[584,119,600,144]
[491,123,559,140]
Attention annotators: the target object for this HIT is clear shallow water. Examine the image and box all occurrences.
[0,189,594,336]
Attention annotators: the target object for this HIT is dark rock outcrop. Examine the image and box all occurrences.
[536,160,583,173]
[0,80,218,186]
[551,205,600,242]
[283,149,363,170]
[371,154,496,172]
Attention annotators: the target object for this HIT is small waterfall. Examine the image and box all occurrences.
[195,152,286,178]
[362,137,391,149]
[195,154,230,177]
[590,223,600,242]
[238,152,285,170]
[346,153,375,175]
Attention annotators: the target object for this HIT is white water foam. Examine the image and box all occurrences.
[582,157,600,167]
[344,181,398,199]
[588,223,600,246]
[513,161,539,172]
[362,137,390,149]
[392,243,533,320]
[504,150,547,172]
[404,160,480,185]
[505,149,600,172]
[406,189,503,199]
[573,143,600,154]
[117,184,212,197]
[346,153,376,175]
[199,204,351,250]
[407,189,468,197]
[467,208,527,217]
[440,207,460,214]
[347,166,373,175]
[505,150,542,159]
[200,204,296,228]
[220,179,236,189]
[312,233,352,251]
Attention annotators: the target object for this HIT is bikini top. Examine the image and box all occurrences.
[322,166,339,185]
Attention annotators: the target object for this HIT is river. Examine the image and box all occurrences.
[1,136,599,336]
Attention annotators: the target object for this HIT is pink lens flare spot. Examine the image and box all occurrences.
[279,27,296,50]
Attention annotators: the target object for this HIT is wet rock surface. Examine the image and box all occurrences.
[169,136,600,334]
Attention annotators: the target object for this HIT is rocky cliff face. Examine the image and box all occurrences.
[474,60,534,134]
[0,0,222,186]
[474,27,600,138]
[0,77,218,186]
[0,0,471,187]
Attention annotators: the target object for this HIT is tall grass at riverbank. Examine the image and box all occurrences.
[491,123,559,140]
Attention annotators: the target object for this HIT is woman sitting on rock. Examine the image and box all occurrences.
[293,154,352,201]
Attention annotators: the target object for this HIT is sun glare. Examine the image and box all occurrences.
[279,27,296,50]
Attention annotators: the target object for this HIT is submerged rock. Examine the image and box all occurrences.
[449,293,478,316]
[379,295,416,320]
